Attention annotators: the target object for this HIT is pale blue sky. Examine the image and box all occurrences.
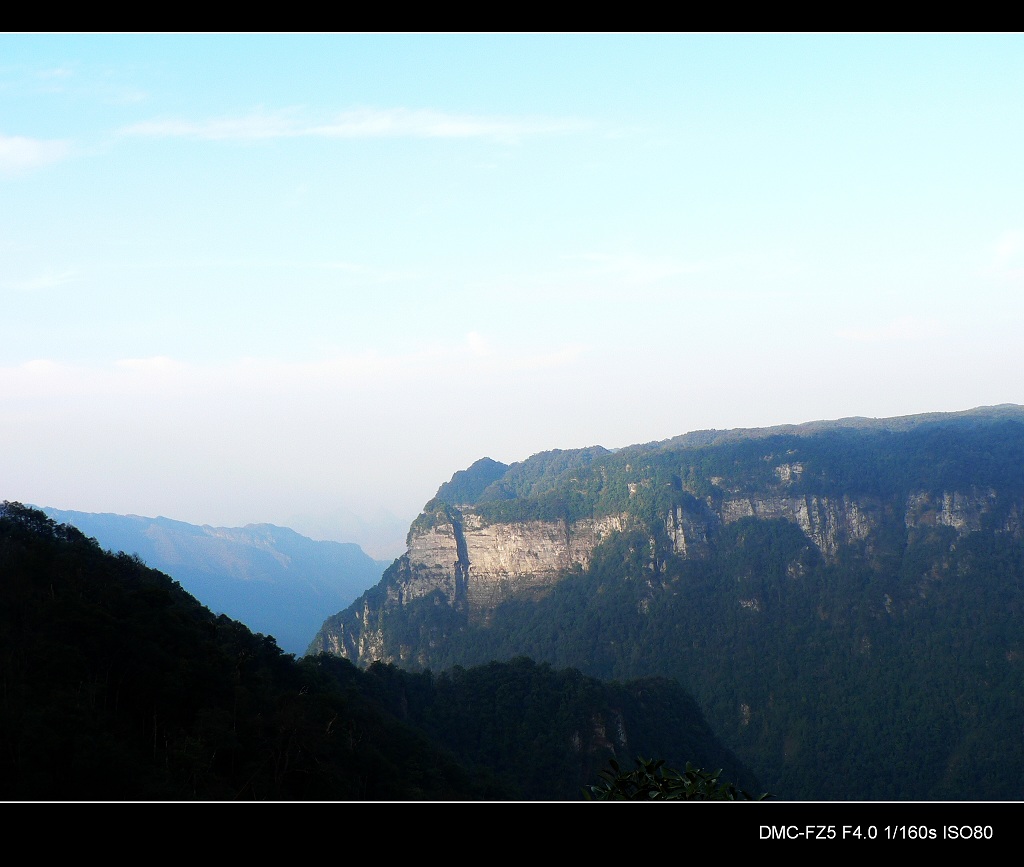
[3,33,1023,557]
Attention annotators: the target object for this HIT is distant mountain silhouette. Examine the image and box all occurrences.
[40,509,388,655]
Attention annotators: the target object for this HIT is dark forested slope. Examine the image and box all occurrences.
[0,502,750,800]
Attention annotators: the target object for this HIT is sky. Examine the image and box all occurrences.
[2,33,1024,558]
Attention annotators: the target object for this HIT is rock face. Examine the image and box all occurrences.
[313,479,1024,666]
[904,488,999,533]
[665,490,876,562]
[311,504,631,663]
[718,493,874,559]
[414,509,631,619]
[309,406,1024,667]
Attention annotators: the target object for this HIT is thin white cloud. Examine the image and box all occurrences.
[308,108,589,141]
[4,269,79,292]
[124,109,299,141]
[838,317,946,343]
[20,59,148,104]
[507,343,586,371]
[0,337,586,401]
[465,331,490,357]
[37,66,74,81]
[484,251,723,309]
[321,260,413,282]
[568,252,711,284]
[122,107,590,143]
[115,356,186,373]
[0,133,70,174]
[993,230,1024,260]
[990,229,1024,279]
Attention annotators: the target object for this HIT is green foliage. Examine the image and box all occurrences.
[0,502,513,800]
[475,446,611,505]
[434,457,509,506]
[328,656,759,800]
[3,500,761,801]
[428,416,1024,528]
[585,756,770,801]
[315,409,1024,800]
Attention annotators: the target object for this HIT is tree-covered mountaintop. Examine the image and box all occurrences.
[434,457,509,506]
[427,406,1024,525]
[647,403,1024,450]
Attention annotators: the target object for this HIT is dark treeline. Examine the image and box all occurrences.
[0,502,751,800]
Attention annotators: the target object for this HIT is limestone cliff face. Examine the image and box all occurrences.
[663,493,876,563]
[397,507,630,622]
[667,460,1019,563]
[662,460,879,563]
[904,488,1000,533]
[717,493,875,560]
[314,481,1024,667]
[310,505,631,665]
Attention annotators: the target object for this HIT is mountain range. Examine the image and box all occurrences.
[309,404,1024,800]
[13,403,1024,801]
[38,509,388,656]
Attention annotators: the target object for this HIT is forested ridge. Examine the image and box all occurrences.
[0,501,752,800]
[321,407,1024,800]
[437,409,1024,523]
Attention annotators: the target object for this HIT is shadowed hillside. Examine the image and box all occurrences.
[0,502,752,800]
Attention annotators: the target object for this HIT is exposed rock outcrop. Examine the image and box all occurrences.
[315,480,1024,666]
[718,493,875,560]
[310,407,1024,668]
[395,507,631,622]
